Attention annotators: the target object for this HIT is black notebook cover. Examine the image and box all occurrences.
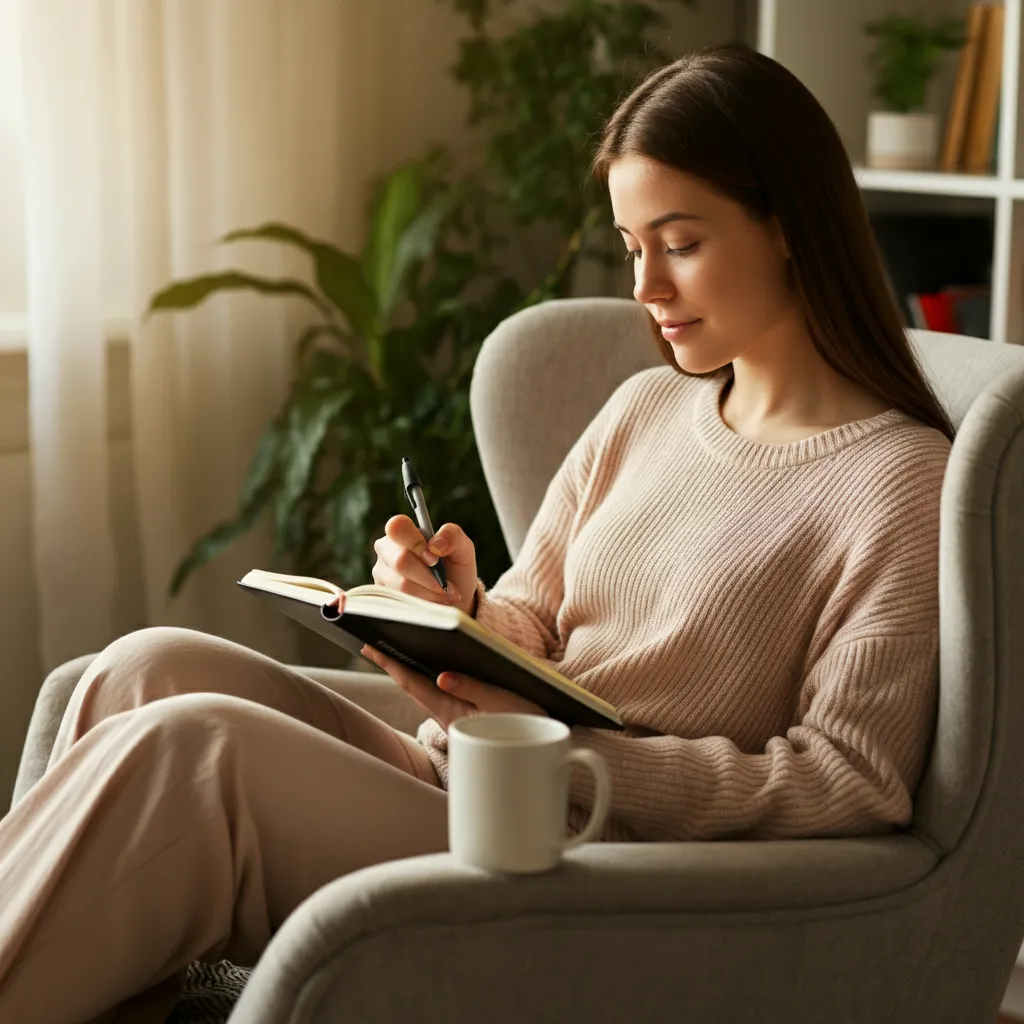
[240,584,622,730]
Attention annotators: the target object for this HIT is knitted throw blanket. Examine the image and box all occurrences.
[167,961,251,1024]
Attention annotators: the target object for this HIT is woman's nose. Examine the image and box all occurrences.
[632,259,674,305]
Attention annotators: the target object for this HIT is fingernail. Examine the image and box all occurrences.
[439,673,459,690]
[422,550,438,566]
[429,537,448,555]
[447,586,461,603]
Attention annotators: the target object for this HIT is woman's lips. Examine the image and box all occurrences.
[659,319,702,340]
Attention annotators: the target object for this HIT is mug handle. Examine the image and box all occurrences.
[558,748,612,851]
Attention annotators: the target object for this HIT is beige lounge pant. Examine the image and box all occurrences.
[0,627,448,1023]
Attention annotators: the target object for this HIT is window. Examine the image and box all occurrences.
[0,0,130,351]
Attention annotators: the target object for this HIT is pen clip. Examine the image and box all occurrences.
[402,457,424,513]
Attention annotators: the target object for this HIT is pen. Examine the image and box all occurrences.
[401,457,448,592]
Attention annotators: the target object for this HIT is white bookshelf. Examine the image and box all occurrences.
[758,0,1024,346]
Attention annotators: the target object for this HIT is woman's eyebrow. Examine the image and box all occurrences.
[612,211,703,234]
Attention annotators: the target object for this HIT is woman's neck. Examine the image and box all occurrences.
[720,327,892,445]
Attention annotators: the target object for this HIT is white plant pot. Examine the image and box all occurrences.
[866,111,939,171]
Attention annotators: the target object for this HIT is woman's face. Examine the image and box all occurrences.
[608,154,796,374]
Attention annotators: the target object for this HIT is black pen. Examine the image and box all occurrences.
[401,457,448,592]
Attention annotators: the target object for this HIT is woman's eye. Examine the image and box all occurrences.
[623,242,699,261]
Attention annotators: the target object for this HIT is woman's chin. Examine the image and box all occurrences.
[671,349,730,376]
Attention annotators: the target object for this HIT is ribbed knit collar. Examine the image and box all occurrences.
[693,372,910,469]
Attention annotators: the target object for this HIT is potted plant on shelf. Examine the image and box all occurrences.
[864,12,964,171]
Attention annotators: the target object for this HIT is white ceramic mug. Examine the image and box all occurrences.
[447,713,612,873]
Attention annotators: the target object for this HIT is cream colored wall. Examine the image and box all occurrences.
[0,1,748,805]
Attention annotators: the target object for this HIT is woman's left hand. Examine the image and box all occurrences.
[360,644,547,731]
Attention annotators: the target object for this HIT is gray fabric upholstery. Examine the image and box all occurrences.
[470,298,662,559]
[232,838,939,1024]
[911,338,1024,853]
[13,298,1024,1023]
[11,654,95,806]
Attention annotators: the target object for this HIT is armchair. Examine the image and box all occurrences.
[13,298,1024,1023]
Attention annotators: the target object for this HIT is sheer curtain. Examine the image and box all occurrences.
[12,0,469,671]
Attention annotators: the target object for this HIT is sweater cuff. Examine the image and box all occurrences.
[469,577,485,618]
[472,579,510,636]
[416,717,451,788]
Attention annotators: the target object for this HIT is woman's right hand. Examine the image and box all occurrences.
[371,515,479,617]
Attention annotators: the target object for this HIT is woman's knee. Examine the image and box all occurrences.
[71,627,221,724]
[49,628,232,769]
[121,691,254,746]
[107,693,272,788]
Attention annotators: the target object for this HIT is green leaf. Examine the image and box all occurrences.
[276,389,353,529]
[381,187,462,318]
[222,222,379,338]
[222,222,317,248]
[363,163,426,314]
[449,0,491,30]
[298,349,376,400]
[864,13,964,111]
[169,422,285,595]
[325,474,373,585]
[313,245,379,339]
[294,323,356,368]
[147,272,330,319]
[271,494,310,560]
[238,421,285,512]
[170,503,265,597]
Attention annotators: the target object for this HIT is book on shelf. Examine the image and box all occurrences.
[870,212,992,333]
[939,2,989,172]
[907,285,990,338]
[961,1,1004,174]
[237,569,624,730]
[907,293,955,332]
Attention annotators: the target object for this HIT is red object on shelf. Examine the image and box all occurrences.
[914,292,959,333]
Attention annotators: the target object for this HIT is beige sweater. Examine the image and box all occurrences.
[418,367,951,842]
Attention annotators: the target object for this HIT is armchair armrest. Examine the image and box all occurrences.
[231,836,937,1024]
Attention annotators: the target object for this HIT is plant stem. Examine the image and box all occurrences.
[517,204,603,310]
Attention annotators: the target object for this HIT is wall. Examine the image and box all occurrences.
[0,0,746,804]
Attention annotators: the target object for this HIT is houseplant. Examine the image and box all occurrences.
[443,0,694,287]
[151,154,522,595]
[863,12,964,170]
[152,0,694,604]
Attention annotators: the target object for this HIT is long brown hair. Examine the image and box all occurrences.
[591,44,955,441]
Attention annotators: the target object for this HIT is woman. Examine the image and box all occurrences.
[0,43,953,1022]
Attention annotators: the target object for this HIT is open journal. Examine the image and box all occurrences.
[237,569,623,730]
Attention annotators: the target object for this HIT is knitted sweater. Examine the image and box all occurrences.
[417,367,951,842]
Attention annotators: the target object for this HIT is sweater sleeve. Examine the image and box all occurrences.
[569,439,948,842]
[569,629,939,841]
